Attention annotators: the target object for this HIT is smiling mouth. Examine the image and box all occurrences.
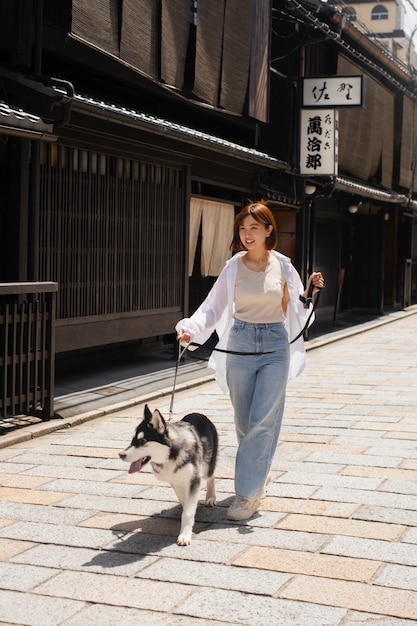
[128,456,151,474]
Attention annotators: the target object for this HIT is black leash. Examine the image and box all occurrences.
[289,286,321,344]
[169,286,322,418]
[188,343,277,355]
[169,343,188,421]
[189,285,322,354]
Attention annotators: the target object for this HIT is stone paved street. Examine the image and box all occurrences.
[0,312,417,625]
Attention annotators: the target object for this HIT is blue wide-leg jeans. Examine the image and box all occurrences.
[226,320,290,500]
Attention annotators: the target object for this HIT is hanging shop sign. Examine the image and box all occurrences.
[299,108,338,176]
[302,76,364,107]
[299,75,364,176]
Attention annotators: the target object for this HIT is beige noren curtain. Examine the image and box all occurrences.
[189,199,234,277]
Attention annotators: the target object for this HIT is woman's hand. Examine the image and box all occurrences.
[308,271,325,295]
[177,329,191,346]
[300,272,325,307]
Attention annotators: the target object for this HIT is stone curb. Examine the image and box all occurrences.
[305,305,417,351]
[1,306,416,449]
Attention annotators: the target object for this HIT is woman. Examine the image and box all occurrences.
[176,203,324,521]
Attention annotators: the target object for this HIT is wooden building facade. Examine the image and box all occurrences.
[1,0,417,371]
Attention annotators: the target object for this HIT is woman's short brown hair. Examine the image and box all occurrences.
[231,203,278,253]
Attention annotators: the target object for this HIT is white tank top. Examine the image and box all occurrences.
[234,255,286,323]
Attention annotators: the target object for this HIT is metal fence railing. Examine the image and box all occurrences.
[0,282,58,420]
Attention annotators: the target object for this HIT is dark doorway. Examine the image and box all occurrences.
[350,213,383,310]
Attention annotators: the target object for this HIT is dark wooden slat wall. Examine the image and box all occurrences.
[68,0,271,120]
[120,0,159,81]
[0,289,56,419]
[38,143,185,350]
[220,0,252,114]
[248,0,271,123]
[337,56,395,187]
[194,0,225,106]
[161,0,190,89]
[72,0,119,56]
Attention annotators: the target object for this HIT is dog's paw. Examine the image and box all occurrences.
[177,533,192,546]
[205,497,216,507]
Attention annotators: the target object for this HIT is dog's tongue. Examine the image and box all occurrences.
[128,459,143,474]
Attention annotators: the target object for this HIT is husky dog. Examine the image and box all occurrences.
[119,404,218,546]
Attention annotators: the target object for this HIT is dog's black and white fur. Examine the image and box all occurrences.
[119,404,218,546]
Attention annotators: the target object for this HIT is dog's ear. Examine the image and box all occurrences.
[150,409,167,434]
[144,404,152,422]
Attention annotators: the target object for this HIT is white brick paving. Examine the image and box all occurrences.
[0,589,85,626]
[65,604,238,626]
[12,544,159,576]
[173,587,347,625]
[342,612,416,625]
[0,561,58,591]
[0,521,118,549]
[322,535,417,566]
[0,501,94,524]
[137,557,291,595]
[0,312,417,624]
[353,505,417,526]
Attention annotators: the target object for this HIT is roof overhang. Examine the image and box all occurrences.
[73,94,291,171]
[336,175,417,212]
[0,68,74,131]
[71,95,417,213]
[0,101,57,141]
[4,89,416,213]
[336,175,407,204]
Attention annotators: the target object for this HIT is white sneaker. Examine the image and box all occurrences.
[227,496,261,521]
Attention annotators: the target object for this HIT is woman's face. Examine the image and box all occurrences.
[239,215,272,252]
